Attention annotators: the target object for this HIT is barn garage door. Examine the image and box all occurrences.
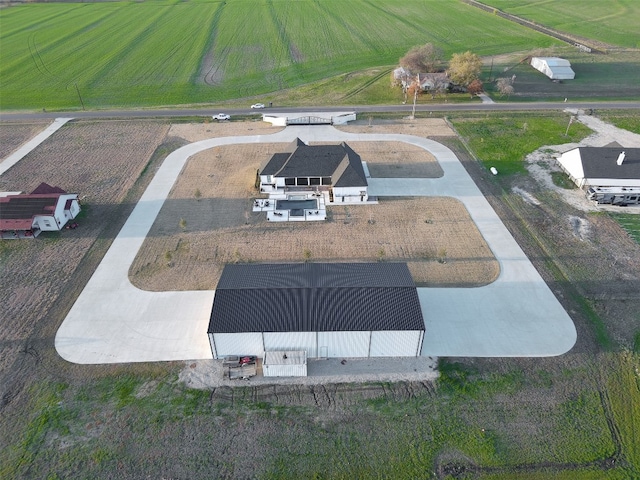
[212,332,264,358]
[317,331,370,358]
[369,330,422,357]
[263,332,317,358]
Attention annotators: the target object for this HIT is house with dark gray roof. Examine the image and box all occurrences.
[259,138,368,204]
[0,183,81,239]
[557,147,640,205]
[207,263,425,360]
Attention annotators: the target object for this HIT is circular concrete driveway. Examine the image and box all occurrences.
[55,125,576,364]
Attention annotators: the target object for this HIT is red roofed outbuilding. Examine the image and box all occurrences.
[0,183,81,239]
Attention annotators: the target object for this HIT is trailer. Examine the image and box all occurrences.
[587,187,640,206]
[223,355,258,380]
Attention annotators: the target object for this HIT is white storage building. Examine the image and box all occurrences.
[207,263,425,360]
[530,57,575,80]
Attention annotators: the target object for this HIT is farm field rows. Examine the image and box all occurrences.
[480,0,640,49]
[0,0,560,110]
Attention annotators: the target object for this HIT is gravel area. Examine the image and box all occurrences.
[180,356,439,389]
[522,108,640,214]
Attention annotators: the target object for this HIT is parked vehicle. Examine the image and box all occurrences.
[251,103,265,109]
[213,113,230,121]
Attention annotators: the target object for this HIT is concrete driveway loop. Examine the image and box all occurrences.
[55,125,576,364]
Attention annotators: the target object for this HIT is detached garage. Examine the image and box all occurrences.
[207,263,425,360]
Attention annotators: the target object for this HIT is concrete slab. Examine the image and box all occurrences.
[55,125,576,364]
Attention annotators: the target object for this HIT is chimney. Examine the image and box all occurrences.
[617,151,626,166]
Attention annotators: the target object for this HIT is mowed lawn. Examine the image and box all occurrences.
[0,0,560,110]
[481,0,640,49]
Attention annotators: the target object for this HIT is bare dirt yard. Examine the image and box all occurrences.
[129,123,496,291]
[0,119,50,160]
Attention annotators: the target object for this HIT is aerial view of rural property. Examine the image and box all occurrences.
[2,0,640,478]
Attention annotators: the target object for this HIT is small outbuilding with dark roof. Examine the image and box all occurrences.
[207,263,425,359]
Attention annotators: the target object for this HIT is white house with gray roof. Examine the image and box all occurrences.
[557,147,640,205]
[259,138,369,204]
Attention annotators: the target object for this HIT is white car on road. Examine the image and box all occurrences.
[213,113,230,121]
[250,103,265,109]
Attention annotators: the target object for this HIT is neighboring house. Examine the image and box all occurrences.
[557,147,640,205]
[417,72,450,92]
[392,66,412,87]
[530,57,575,80]
[207,263,425,366]
[259,138,368,204]
[393,67,449,92]
[0,183,81,239]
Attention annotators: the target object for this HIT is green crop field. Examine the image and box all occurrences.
[0,0,561,111]
[481,0,640,49]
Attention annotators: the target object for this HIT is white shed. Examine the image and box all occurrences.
[263,350,307,377]
[207,263,425,360]
[530,57,575,80]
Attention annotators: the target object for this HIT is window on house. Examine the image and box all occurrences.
[321,177,332,185]
[285,178,295,186]
[297,178,308,186]
[310,177,320,185]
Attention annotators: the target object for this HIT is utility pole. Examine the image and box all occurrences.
[565,115,575,136]
[75,83,85,110]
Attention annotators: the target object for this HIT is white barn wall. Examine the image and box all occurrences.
[264,331,317,358]
[369,330,422,357]
[317,331,370,357]
[212,332,264,358]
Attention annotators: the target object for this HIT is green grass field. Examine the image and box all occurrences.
[481,0,640,49]
[449,112,592,175]
[0,0,561,110]
[4,355,638,478]
[609,213,640,245]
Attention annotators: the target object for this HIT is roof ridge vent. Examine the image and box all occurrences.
[616,151,626,166]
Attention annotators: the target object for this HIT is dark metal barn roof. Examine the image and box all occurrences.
[208,263,424,333]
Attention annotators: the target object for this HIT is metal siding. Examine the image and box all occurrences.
[208,333,218,359]
[263,364,307,377]
[263,332,317,358]
[213,332,264,357]
[317,331,370,357]
[369,330,422,357]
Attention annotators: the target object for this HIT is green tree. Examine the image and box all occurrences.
[447,51,482,87]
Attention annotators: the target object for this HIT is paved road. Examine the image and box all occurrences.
[54,125,576,364]
[1,101,639,121]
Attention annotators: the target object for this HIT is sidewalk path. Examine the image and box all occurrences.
[55,125,576,364]
[0,118,73,176]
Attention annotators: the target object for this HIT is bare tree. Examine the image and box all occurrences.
[400,43,444,74]
[447,51,482,87]
[496,77,515,97]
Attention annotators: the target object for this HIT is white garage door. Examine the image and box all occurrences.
[317,331,370,358]
[212,332,264,358]
[369,330,422,357]
[263,332,317,358]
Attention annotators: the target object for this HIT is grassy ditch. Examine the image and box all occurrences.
[608,213,640,245]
